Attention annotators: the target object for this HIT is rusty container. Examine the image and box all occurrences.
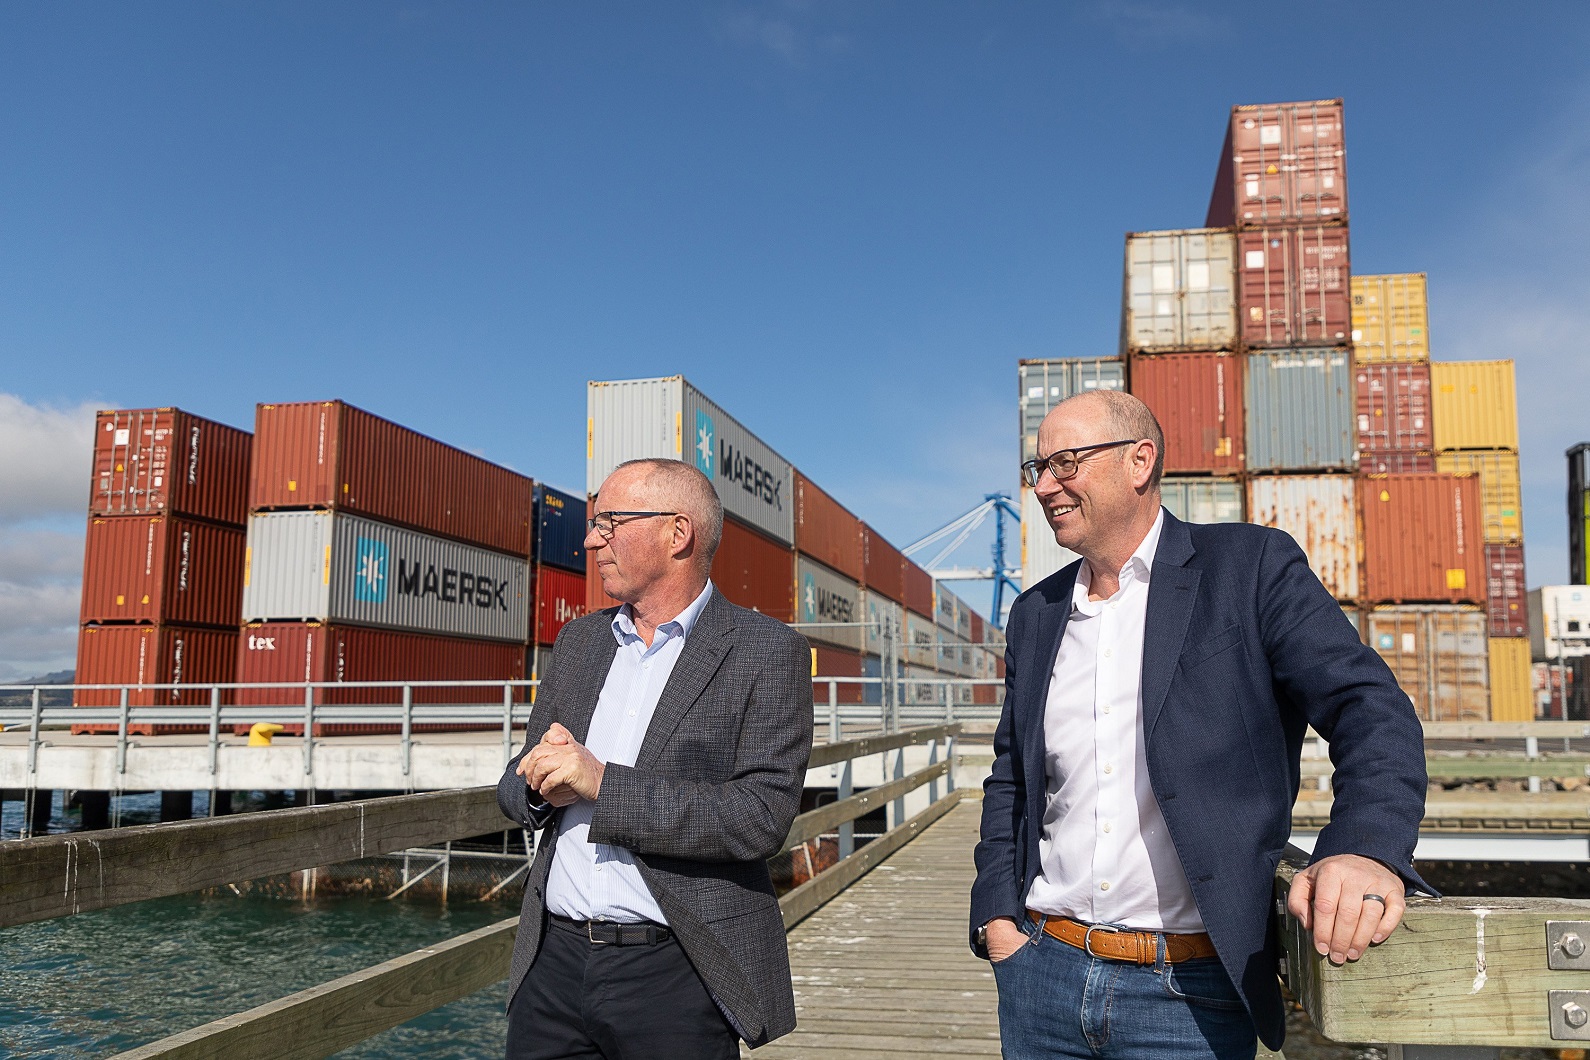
[1359,474,1485,604]
[1361,452,1436,475]
[812,643,865,705]
[1237,226,1352,348]
[903,560,934,620]
[794,471,864,584]
[250,400,534,557]
[535,564,587,646]
[1128,352,1245,473]
[1207,99,1347,228]
[1484,543,1527,638]
[1364,605,1489,722]
[80,516,245,628]
[1245,475,1360,601]
[73,624,239,734]
[1356,362,1432,460]
[862,524,907,605]
[90,408,252,526]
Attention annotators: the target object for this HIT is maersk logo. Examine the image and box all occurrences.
[801,572,817,622]
[719,439,783,511]
[694,410,715,476]
[354,538,389,603]
[802,573,854,624]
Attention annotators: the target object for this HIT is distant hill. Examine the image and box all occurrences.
[0,670,75,707]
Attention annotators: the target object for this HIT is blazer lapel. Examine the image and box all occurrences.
[564,617,620,745]
[634,589,734,769]
[1141,513,1199,741]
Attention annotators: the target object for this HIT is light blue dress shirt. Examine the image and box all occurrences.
[542,580,716,924]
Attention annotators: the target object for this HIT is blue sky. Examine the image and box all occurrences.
[3,2,1588,679]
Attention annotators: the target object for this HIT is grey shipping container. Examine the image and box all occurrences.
[1021,486,1081,589]
[906,610,938,669]
[1018,358,1127,462]
[860,590,904,661]
[242,511,530,643]
[587,376,794,546]
[1245,349,1356,471]
[795,554,865,652]
[1121,228,1238,353]
[1161,477,1244,524]
[1364,605,1489,722]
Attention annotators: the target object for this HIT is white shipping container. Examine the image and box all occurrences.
[1246,475,1360,601]
[1019,358,1127,463]
[1529,587,1590,661]
[1161,477,1245,524]
[1022,486,1081,590]
[794,555,864,652]
[243,511,530,643]
[860,590,904,661]
[905,610,938,668]
[935,585,958,632]
[1121,227,1239,352]
[587,376,795,545]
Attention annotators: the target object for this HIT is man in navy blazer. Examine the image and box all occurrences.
[971,391,1429,1057]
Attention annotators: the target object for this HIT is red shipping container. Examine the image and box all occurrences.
[80,516,245,629]
[91,408,252,526]
[586,511,795,621]
[794,472,864,584]
[1237,226,1351,348]
[903,560,934,620]
[535,564,587,646]
[1485,544,1527,638]
[1207,99,1347,228]
[1356,363,1432,456]
[584,496,623,614]
[250,401,534,557]
[812,643,865,705]
[235,622,526,733]
[1360,452,1436,475]
[1359,474,1486,604]
[862,524,906,605]
[1129,352,1245,473]
[73,624,238,733]
[969,611,985,646]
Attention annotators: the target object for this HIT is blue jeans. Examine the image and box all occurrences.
[991,925,1258,1059]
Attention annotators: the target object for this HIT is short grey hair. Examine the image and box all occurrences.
[1075,390,1166,489]
[613,458,724,568]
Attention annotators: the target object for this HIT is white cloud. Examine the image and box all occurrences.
[1086,0,1224,50]
[0,393,103,525]
[0,527,85,682]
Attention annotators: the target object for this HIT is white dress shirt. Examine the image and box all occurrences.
[543,580,715,924]
[1024,510,1203,932]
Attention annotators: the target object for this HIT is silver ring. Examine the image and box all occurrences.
[1362,894,1387,905]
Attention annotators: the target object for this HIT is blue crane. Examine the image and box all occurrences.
[901,492,1023,628]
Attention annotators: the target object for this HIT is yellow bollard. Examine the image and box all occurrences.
[248,723,285,747]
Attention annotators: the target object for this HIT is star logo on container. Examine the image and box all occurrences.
[802,572,816,622]
[354,538,389,603]
[694,410,714,477]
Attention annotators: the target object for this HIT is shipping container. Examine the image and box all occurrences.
[583,497,623,614]
[586,376,794,546]
[1207,99,1347,228]
[242,511,530,643]
[902,559,934,620]
[1571,445,1590,584]
[1018,358,1127,462]
[1359,475,1485,604]
[710,515,795,622]
[534,565,586,646]
[861,524,906,605]
[1528,587,1590,661]
[860,653,884,707]
[811,643,865,705]
[1534,661,1576,720]
[1484,544,1527,638]
[955,595,973,642]
[1435,451,1524,544]
[860,590,904,661]
[251,401,535,557]
[905,610,938,668]
[1430,361,1519,452]
[1021,486,1081,589]
[80,516,245,628]
[1489,637,1534,722]
[935,587,957,633]
[1341,605,1364,640]
[1360,452,1437,476]
[1128,352,1245,473]
[969,610,985,647]
[1247,476,1360,601]
[795,555,864,652]
[534,484,587,575]
[91,408,252,526]
[793,472,864,584]
[903,664,941,707]
[1236,226,1352,348]
[1355,363,1432,457]
[1120,228,1238,353]
[1161,477,1244,523]
[74,624,238,721]
[1364,606,1488,722]
[1351,274,1430,363]
[234,623,526,729]
[1245,349,1355,470]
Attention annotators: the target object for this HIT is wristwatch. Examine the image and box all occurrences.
[975,922,989,949]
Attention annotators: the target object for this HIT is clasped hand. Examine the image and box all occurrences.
[516,722,606,807]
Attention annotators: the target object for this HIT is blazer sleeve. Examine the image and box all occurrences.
[496,624,572,832]
[1256,529,1432,893]
[969,596,1029,955]
[586,628,814,863]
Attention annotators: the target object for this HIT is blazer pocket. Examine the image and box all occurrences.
[1179,624,1242,670]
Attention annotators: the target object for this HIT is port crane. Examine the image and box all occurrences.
[902,493,1022,628]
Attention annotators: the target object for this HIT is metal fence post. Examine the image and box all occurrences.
[928,738,940,803]
[502,683,514,766]
[401,685,414,781]
[947,727,958,793]
[208,686,221,815]
[828,680,839,749]
[892,745,906,828]
[303,684,315,796]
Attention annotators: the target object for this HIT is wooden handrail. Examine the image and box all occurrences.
[808,723,960,768]
[780,760,950,852]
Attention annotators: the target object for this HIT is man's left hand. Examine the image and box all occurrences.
[1286,853,1405,964]
[517,722,606,807]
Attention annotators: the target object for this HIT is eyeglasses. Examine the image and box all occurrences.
[586,510,679,539]
[1020,440,1139,487]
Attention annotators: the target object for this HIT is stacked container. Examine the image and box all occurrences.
[239,401,532,731]
[75,409,254,733]
[1570,445,1590,586]
[530,483,588,685]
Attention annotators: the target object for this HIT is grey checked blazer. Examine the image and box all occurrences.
[497,588,814,1048]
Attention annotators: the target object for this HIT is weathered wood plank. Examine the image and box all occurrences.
[0,787,509,928]
[808,724,960,768]
[781,759,950,851]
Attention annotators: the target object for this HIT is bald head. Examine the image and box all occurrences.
[614,458,724,568]
[1060,390,1166,489]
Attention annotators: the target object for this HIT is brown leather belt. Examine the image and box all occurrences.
[1028,911,1217,965]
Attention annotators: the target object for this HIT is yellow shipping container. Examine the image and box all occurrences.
[1488,636,1533,722]
[1431,360,1519,451]
[1351,273,1430,363]
[1435,451,1524,543]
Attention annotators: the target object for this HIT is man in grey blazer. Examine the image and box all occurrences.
[498,457,813,1058]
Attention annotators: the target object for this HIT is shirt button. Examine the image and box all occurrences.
[1099,881,1111,892]
[1103,764,1114,774]
[1103,706,1112,714]
[628,710,637,718]
[1103,648,1113,658]
[1102,822,1113,833]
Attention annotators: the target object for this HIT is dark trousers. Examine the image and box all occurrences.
[506,917,739,1060]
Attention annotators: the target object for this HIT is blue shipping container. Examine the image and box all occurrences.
[535,484,587,574]
[1244,348,1356,471]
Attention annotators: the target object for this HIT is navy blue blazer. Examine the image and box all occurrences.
[970,511,1430,1050]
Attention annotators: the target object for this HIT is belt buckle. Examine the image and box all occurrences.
[587,918,609,945]
[1082,923,1121,959]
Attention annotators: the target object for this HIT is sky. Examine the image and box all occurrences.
[3,2,1588,680]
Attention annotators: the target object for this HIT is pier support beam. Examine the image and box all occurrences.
[210,790,233,816]
[26,789,53,836]
[78,790,110,830]
[160,790,193,822]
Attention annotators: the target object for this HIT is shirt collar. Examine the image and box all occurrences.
[1072,508,1166,613]
[612,580,715,646]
